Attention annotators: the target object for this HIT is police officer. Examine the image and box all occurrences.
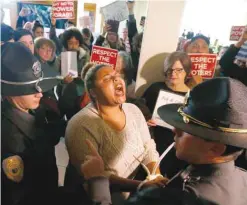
[1,43,110,205]
[80,77,247,205]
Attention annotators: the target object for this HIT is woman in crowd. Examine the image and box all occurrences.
[32,20,44,39]
[143,51,191,177]
[34,37,65,123]
[116,51,136,99]
[95,22,125,51]
[65,64,167,203]
[185,34,210,88]
[14,29,34,54]
[82,28,94,54]
[56,28,90,119]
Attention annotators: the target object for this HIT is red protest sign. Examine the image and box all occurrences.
[230,26,245,41]
[188,54,217,79]
[90,46,118,69]
[52,0,75,19]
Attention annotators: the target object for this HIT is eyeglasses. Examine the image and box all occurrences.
[165,68,185,76]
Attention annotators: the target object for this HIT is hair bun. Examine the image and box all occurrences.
[81,62,96,80]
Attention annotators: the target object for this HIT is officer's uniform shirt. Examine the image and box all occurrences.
[167,160,247,205]
[1,101,58,205]
[127,160,247,205]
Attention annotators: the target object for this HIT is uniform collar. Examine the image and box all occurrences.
[185,160,235,178]
[2,100,36,140]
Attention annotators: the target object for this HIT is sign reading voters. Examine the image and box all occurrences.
[230,26,245,41]
[188,54,217,79]
[90,46,118,69]
[52,0,75,19]
[152,90,184,129]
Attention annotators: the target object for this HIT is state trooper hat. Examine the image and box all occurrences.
[158,77,247,149]
[1,42,61,96]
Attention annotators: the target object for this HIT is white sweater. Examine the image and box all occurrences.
[65,103,159,178]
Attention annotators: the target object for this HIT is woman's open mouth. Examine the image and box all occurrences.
[115,84,125,96]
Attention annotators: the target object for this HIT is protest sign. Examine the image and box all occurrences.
[152,90,184,129]
[52,0,75,19]
[229,26,245,41]
[90,46,118,68]
[188,54,217,79]
[101,1,129,22]
[61,51,78,77]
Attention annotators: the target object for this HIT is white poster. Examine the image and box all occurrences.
[101,1,128,22]
[152,90,184,129]
[61,51,78,77]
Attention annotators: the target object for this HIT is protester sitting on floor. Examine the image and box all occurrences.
[14,29,34,54]
[143,51,191,178]
[65,64,166,203]
[80,77,247,205]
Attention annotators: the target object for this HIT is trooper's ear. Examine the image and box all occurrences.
[209,143,226,157]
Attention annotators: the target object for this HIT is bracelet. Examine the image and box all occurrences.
[146,174,163,181]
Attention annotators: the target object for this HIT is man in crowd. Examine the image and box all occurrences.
[81,77,247,205]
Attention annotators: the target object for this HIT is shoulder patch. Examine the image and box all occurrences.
[2,156,24,183]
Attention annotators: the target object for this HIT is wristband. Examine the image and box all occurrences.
[146,174,163,181]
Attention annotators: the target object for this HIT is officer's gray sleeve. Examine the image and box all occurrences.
[88,177,112,205]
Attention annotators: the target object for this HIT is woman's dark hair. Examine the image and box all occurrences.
[164,51,192,78]
[82,28,91,37]
[82,64,107,102]
[132,32,143,53]
[118,51,134,85]
[32,20,44,33]
[61,28,84,50]
[82,28,94,43]
[14,28,33,41]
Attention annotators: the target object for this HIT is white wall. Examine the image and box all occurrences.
[135,0,186,97]
[180,0,247,45]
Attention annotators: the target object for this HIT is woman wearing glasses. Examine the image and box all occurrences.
[143,51,191,178]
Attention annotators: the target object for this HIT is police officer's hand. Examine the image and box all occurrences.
[80,139,105,180]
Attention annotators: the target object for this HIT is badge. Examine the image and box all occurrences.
[2,156,24,183]
[32,61,42,78]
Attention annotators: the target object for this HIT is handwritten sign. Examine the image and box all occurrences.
[101,1,128,21]
[153,90,184,129]
[188,54,217,79]
[230,26,245,41]
[61,51,78,77]
[90,46,118,69]
[52,0,75,19]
